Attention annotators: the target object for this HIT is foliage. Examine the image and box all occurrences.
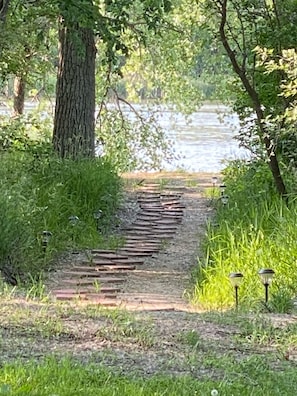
[96,106,177,172]
[198,0,297,196]
[0,121,122,282]
[255,47,297,169]
[0,0,57,94]
[192,159,297,310]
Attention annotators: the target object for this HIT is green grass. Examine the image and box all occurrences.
[192,160,297,311]
[0,135,123,282]
[0,354,297,396]
[1,296,297,395]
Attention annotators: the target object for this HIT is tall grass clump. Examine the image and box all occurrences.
[0,118,122,284]
[192,159,297,311]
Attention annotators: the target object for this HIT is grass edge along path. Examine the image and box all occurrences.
[1,355,297,396]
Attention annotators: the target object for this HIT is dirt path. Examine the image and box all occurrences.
[47,171,215,311]
[118,171,214,311]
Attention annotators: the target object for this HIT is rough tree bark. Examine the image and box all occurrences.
[218,0,287,198]
[0,0,10,23]
[0,0,10,58]
[53,22,96,159]
[13,75,25,116]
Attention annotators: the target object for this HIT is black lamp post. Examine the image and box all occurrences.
[220,184,226,196]
[258,268,275,303]
[42,230,52,252]
[229,272,244,309]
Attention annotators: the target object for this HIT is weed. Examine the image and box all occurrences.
[83,307,155,347]
[178,329,202,348]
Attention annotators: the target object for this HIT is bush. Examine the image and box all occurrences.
[0,135,122,283]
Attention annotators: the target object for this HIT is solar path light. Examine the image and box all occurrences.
[42,230,52,252]
[229,272,244,309]
[93,210,102,231]
[221,195,229,206]
[258,268,275,303]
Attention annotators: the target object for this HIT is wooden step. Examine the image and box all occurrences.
[72,264,136,272]
[62,274,126,283]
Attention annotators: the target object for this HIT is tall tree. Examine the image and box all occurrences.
[53,10,96,158]
[201,0,297,198]
[53,0,172,159]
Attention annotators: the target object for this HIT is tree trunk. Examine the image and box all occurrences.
[0,0,11,58]
[53,23,96,159]
[0,0,10,23]
[218,0,287,198]
[13,75,25,116]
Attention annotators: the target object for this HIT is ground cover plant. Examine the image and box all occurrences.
[193,159,297,311]
[0,121,122,284]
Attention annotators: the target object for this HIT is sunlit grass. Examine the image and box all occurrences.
[192,160,297,312]
[1,355,297,395]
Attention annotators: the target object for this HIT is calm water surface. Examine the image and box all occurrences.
[0,102,249,173]
[154,104,248,173]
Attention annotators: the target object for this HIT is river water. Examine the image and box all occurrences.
[154,103,248,173]
[0,102,248,173]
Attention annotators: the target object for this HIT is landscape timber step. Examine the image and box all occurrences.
[48,179,186,305]
[90,251,129,258]
[125,232,174,239]
[122,246,160,252]
[138,192,161,196]
[140,207,165,212]
[116,250,155,257]
[124,240,161,245]
[153,220,180,225]
[61,274,126,283]
[137,214,163,219]
[118,246,160,252]
[160,193,183,198]
[124,237,163,243]
[137,198,162,204]
[52,290,118,300]
[132,220,175,226]
[72,264,137,271]
[86,258,144,265]
[54,293,118,306]
[125,232,172,239]
[81,259,130,266]
[123,226,177,233]
[61,279,123,288]
[53,279,122,294]
[63,271,129,278]
[162,202,185,208]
